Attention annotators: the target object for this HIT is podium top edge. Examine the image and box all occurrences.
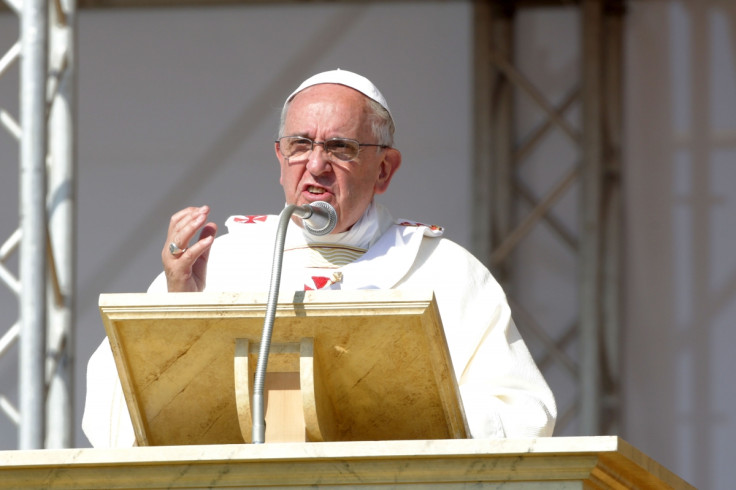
[0,436,636,463]
[99,289,437,308]
[1,436,622,461]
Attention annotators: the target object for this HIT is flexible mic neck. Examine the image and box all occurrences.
[251,201,337,444]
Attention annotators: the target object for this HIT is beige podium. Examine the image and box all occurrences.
[98,289,468,446]
[0,291,695,488]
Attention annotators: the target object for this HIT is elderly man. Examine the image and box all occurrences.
[83,69,556,447]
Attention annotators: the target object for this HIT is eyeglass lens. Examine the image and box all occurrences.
[279,137,361,162]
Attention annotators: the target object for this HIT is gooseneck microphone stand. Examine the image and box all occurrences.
[252,202,336,444]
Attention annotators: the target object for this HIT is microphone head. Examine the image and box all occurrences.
[303,201,338,236]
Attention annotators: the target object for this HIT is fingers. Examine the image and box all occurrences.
[195,222,218,260]
[162,206,218,292]
[180,223,217,262]
[167,205,210,252]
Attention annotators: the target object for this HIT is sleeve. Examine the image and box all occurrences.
[398,237,557,438]
[147,270,167,292]
[81,271,165,448]
[81,338,136,448]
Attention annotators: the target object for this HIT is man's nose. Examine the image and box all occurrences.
[306,144,332,174]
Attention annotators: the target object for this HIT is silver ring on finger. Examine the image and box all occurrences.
[169,242,187,256]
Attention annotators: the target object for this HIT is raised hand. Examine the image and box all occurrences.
[162,205,218,292]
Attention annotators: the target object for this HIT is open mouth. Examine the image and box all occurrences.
[307,185,327,195]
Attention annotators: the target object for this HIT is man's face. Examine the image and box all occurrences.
[275,84,401,234]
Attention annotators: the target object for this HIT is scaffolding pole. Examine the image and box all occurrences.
[473,0,625,436]
[19,0,49,450]
[0,0,76,449]
[46,0,77,449]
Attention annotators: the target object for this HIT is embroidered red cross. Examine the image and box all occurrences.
[234,215,267,224]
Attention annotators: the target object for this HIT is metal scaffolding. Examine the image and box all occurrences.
[0,0,622,448]
[473,0,624,436]
[0,0,76,449]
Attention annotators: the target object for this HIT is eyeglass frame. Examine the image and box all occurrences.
[275,136,390,162]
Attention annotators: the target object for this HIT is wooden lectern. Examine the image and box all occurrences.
[98,289,468,446]
[0,290,697,488]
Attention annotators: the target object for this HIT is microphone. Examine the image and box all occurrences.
[251,200,337,444]
[292,201,338,236]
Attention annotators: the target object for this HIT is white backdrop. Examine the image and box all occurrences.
[0,2,734,489]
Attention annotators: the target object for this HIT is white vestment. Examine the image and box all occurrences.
[82,202,556,447]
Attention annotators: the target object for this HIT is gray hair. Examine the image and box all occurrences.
[278,94,395,148]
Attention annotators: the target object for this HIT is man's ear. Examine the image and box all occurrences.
[374,148,402,195]
[275,142,285,185]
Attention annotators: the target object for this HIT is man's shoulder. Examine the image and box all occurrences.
[380,217,483,269]
[225,214,278,230]
[394,219,444,238]
[410,230,486,271]
[219,214,281,239]
[382,217,478,262]
[208,214,279,253]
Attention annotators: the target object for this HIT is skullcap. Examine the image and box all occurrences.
[285,69,393,120]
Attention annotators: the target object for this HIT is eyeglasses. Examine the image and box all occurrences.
[276,136,389,162]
